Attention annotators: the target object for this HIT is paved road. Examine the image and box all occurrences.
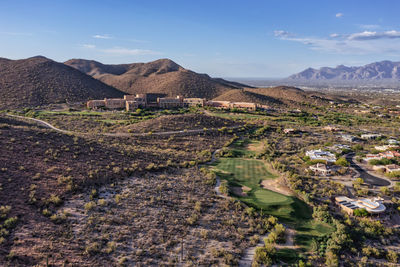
[5,114,242,137]
[346,153,391,187]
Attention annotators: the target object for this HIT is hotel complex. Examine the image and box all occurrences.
[87,93,266,111]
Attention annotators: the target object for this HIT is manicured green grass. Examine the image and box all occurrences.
[275,248,300,264]
[230,139,264,158]
[211,156,334,254]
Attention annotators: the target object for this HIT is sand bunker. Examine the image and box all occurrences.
[261,178,293,196]
[230,185,251,197]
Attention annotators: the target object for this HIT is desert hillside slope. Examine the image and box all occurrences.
[65,58,248,99]
[213,86,344,107]
[0,56,125,109]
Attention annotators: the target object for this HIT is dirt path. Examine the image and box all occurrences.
[5,114,241,138]
[238,232,270,267]
[275,227,298,249]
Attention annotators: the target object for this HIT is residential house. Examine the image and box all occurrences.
[309,163,333,176]
[341,134,358,142]
[324,125,339,132]
[374,145,399,151]
[385,164,400,173]
[284,128,296,134]
[335,196,386,215]
[364,154,383,162]
[388,139,399,145]
[361,133,382,140]
[306,149,336,163]
[379,150,400,159]
[327,144,351,153]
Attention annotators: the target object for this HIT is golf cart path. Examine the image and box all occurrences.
[5,113,241,137]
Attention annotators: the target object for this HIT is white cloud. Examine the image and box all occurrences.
[274,30,292,38]
[80,44,159,56]
[82,44,96,49]
[93,34,112,39]
[335,13,344,18]
[100,47,160,56]
[359,24,380,30]
[274,29,400,55]
[0,31,33,36]
[348,30,400,40]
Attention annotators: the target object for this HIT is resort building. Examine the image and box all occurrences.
[306,149,336,163]
[157,96,185,108]
[104,98,127,109]
[87,99,106,109]
[88,93,265,112]
[335,196,386,215]
[229,102,257,111]
[183,98,206,107]
[206,100,231,109]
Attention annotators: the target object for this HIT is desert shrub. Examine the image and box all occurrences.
[186,213,199,225]
[0,206,11,219]
[3,217,18,229]
[85,242,101,255]
[387,171,400,178]
[115,194,123,203]
[47,194,63,206]
[219,180,229,195]
[84,201,96,211]
[42,209,51,217]
[335,157,349,167]
[254,244,276,266]
[387,250,399,263]
[50,213,67,224]
[106,241,117,253]
[98,199,107,206]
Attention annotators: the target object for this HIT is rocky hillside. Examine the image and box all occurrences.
[65,58,248,99]
[213,86,343,107]
[0,56,125,109]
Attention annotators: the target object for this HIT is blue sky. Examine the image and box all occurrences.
[1,0,399,77]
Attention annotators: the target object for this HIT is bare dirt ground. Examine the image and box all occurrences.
[246,141,264,152]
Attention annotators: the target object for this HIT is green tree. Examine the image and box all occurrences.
[353,208,368,217]
[335,157,349,167]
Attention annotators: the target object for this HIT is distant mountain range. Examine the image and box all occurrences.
[65,58,247,99]
[286,61,400,86]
